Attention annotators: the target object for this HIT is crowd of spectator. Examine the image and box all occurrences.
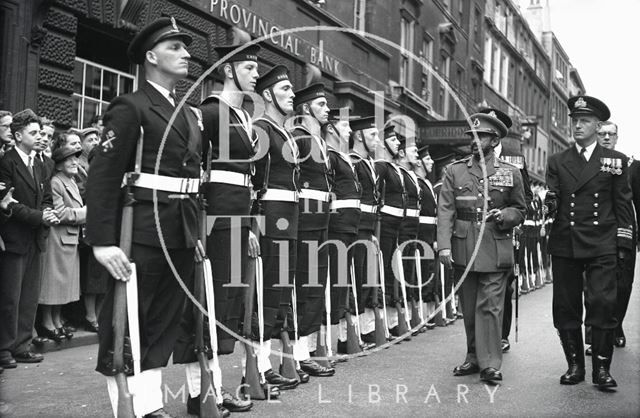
[0,109,104,372]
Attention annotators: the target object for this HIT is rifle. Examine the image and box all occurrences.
[409,249,421,331]
[415,248,425,325]
[113,128,144,418]
[279,312,298,380]
[393,250,411,339]
[372,213,388,347]
[345,261,362,354]
[242,221,266,400]
[314,268,331,368]
[513,228,520,343]
[194,147,221,417]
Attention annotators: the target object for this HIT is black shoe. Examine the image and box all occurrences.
[615,336,626,348]
[425,322,436,330]
[480,367,502,383]
[593,366,617,389]
[84,319,99,333]
[59,326,73,339]
[14,351,43,363]
[62,323,77,333]
[453,361,479,376]
[337,340,348,354]
[560,363,585,385]
[296,368,310,383]
[0,356,17,369]
[31,337,49,347]
[41,327,64,343]
[144,408,174,418]
[186,395,231,417]
[264,369,299,390]
[361,332,376,344]
[501,339,511,353]
[299,359,335,377]
[220,387,253,412]
[585,346,592,356]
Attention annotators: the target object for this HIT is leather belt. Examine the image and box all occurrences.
[456,211,485,222]
[261,189,299,203]
[330,199,361,210]
[523,220,536,226]
[208,170,251,187]
[380,205,404,217]
[360,203,377,214]
[299,188,331,202]
[406,208,420,218]
[419,216,437,225]
[123,172,200,194]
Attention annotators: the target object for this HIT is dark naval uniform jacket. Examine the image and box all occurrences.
[350,153,378,232]
[85,81,201,249]
[328,147,362,235]
[546,144,634,258]
[437,154,526,272]
[200,94,255,229]
[417,175,437,245]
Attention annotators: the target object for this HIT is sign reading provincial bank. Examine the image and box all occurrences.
[192,0,343,77]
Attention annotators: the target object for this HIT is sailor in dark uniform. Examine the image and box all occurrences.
[288,83,335,377]
[438,112,526,383]
[250,65,301,391]
[85,17,201,417]
[395,133,422,333]
[348,116,381,343]
[546,96,634,389]
[173,43,261,413]
[374,125,408,338]
[323,108,362,355]
[414,146,437,329]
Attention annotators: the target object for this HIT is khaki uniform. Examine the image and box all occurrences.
[437,153,526,370]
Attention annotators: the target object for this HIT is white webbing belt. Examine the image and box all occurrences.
[123,172,200,194]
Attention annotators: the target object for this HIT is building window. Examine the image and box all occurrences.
[491,45,500,89]
[72,57,136,128]
[473,6,482,46]
[400,16,415,89]
[439,51,451,118]
[484,36,492,83]
[499,53,508,95]
[354,0,366,32]
[420,38,433,105]
[458,0,464,24]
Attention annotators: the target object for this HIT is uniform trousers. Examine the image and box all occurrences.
[459,269,509,370]
[615,251,635,338]
[327,231,355,325]
[552,254,617,331]
[351,228,377,311]
[295,229,328,337]
[208,226,249,355]
[97,244,194,375]
[379,214,403,305]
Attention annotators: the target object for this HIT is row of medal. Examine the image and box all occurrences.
[600,158,623,175]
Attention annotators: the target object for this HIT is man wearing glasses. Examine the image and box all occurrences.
[593,122,636,351]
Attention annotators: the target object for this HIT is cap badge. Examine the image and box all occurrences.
[472,117,480,127]
[488,111,497,118]
[575,97,587,109]
[170,17,178,31]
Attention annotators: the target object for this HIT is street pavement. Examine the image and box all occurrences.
[1,267,639,418]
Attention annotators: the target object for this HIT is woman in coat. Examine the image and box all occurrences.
[39,145,86,342]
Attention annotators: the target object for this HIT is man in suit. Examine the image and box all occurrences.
[0,109,58,369]
[545,96,634,389]
[85,17,203,417]
[594,121,635,350]
[438,111,526,383]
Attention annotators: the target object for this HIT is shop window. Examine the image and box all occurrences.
[72,58,136,128]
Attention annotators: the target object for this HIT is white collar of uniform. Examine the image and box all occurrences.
[575,140,597,162]
[494,142,503,158]
[147,79,175,106]
[15,146,35,168]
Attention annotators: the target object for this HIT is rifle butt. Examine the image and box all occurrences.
[314,335,331,368]
[374,308,387,347]
[197,354,220,418]
[409,301,421,329]
[115,373,135,418]
[345,313,362,354]
[395,302,410,337]
[243,343,266,400]
[279,331,299,380]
